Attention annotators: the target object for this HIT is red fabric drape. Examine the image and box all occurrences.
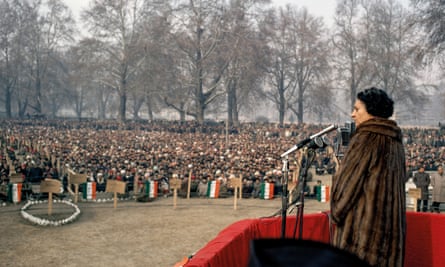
[184,212,445,267]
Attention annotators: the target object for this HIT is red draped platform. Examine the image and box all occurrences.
[184,212,445,267]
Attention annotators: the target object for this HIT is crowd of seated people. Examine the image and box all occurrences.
[1,119,444,201]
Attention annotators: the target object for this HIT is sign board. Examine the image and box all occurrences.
[40,179,62,194]
[70,173,88,185]
[9,173,23,183]
[228,178,242,188]
[106,180,126,194]
[408,188,421,199]
[170,178,181,189]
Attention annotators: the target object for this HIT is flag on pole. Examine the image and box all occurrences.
[82,182,97,200]
[145,180,158,198]
[260,182,274,200]
[315,185,330,202]
[8,183,22,203]
[206,180,220,198]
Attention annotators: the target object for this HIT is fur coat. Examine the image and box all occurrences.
[331,118,407,267]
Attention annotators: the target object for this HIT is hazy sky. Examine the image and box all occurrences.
[274,0,337,25]
[64,0,411,23]
[64,0,338,26]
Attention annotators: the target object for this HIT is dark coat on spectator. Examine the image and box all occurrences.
[331,118,407,267]
[413,170,430,200]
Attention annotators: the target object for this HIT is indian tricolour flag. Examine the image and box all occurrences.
[260,182,274,200]
[8,183,22,203]
[316,185,330,202]
[82,182,97,200]
[206,180,220,198]
[145,181,158,198]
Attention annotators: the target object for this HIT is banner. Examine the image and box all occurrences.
[207,180,220,198]
[82,182,97,200]
[260,182,274,200]
[315,185,330,202]
[145,181,158,198]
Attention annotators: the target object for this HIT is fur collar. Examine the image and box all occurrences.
[354,118,402,141]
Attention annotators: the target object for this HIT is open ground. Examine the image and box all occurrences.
[0,196,330,267]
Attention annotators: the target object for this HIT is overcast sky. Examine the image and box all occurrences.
[274,0,337,25]
[64,0,338,26]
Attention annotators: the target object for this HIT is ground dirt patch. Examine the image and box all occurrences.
[0,197,329,267]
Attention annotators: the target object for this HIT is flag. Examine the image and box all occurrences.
[315,185,330,202]
[260,182,274,200]
[145,181,158,198]
[82,182,97,200]
[8,183,22,203]
[206,180,220,198]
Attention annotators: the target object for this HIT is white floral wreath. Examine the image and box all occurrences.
[21,199,81,226]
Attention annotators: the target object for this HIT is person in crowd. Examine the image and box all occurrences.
[330,87,407,267]
[413,165,431,212]
[430,165,445,213]
[252,178,261,198]
[197,178,208,197]
[314,157,325,175]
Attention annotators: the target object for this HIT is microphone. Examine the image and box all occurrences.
[281,125,337,157]
[306,135,331,149]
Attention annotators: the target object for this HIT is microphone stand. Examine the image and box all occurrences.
[294,148,316,239]
[279,125,336,239]
[280,156,290,239]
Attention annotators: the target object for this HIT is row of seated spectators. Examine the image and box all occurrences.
[1,119,444,200]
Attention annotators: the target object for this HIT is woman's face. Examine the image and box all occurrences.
[351,99,374,127]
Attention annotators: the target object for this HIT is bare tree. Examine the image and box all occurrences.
[332,0,373,110]
[365,0,426,107]
[82,0,148,122]
[219,0,268,127]
[169,0,230,124]
[411,0,445,60]
[259,5,330,126]
[258,6,297,126]
[287,7,331,124]
[0,0,73,118]
[332,0,427,121]
[64,42,97,119]
[45,50,72,118]
[136,5,177,121]
[24,0,75,116]
[0,0,21,118]
[69,38,117,119]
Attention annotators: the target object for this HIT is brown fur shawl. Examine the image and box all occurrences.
[331,118,407,267]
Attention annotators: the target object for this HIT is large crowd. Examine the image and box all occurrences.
[1,119,444,200]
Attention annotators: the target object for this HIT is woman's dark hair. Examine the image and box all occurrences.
[357,87,394,118]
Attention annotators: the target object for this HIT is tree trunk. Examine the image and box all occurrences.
[195,25,205,124]
[98,102,106,119]
[50,99,58,118]
[179,110,186,122]
[146,100,153,121]
[35,75,42,115]
[118,92,127,122]
[5,88,12,118]
[18,98,28,118]
[232,90,240,127]
[279,76,286,127]
[132,97,144,119]
[227,83,235,128]
[297,90,304,124]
